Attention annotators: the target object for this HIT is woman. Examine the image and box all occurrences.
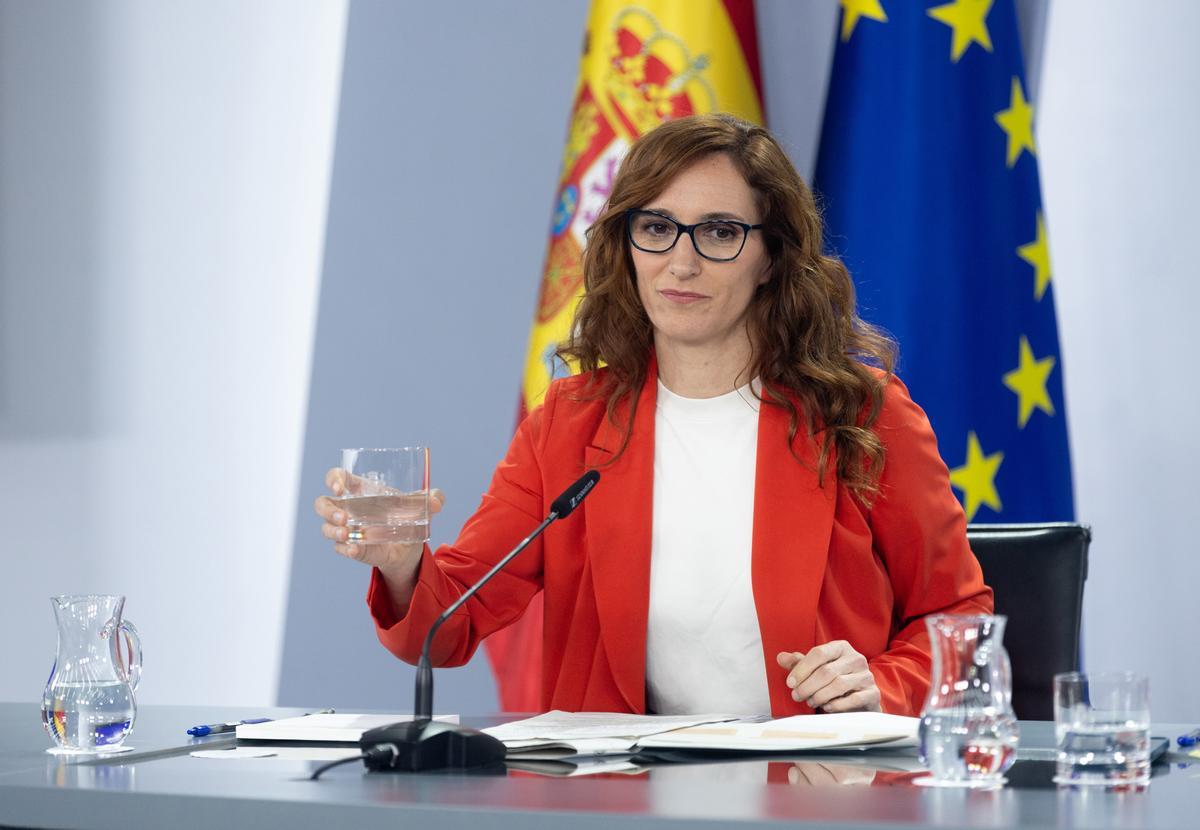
[315,114,992,718]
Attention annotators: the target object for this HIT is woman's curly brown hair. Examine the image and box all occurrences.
[558,114,897,502]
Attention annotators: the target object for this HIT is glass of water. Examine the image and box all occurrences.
[336,448,430,544]
[1054,671,1151,787]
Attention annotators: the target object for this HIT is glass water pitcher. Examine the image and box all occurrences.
[41,595,142,753]
[917,613,1018,787]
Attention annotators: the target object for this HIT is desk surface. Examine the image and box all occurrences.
[1,703,1197,830]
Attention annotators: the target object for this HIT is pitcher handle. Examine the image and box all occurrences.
[117,619,143,692]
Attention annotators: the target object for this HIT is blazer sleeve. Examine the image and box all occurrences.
[865,376,994,715]
[364,385,556,667]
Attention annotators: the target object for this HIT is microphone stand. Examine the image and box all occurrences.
[413,513,556,722]
[359,471,598,772]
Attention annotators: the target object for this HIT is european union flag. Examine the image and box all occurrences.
[813,0,1073,522]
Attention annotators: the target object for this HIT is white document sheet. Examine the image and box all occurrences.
[637,712,919,752]
[236,713,459,743]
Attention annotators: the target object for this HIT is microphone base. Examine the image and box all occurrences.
[359,719,507,772]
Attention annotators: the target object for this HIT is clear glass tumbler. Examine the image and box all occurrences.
[336,447,431,544]
[1054,671,1150,787]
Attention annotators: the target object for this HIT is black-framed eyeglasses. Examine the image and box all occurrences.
[625,209,763,262]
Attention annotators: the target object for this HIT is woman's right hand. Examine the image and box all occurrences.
[314,468,446,604]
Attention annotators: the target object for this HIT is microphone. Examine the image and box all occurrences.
[549,468,599,518]
[359,469,601,772]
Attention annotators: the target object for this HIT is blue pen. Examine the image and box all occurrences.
[1177,729,1200,747]
[187,718,271,737]
[186,709,335,737]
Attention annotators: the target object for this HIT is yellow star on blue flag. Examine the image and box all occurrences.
[949,432,1004,522]
[927,0,994,62]
[840,0,888,42]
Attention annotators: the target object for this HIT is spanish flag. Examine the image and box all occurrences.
[488,0,766,713]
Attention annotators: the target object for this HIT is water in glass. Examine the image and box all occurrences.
[1056,721,1150,785]
[42,680,135,750]
[334,492,430,543]
[1054,672,1151,787]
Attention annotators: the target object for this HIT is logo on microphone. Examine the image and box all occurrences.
[570,477,598,509]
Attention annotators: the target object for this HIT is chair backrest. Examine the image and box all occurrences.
[966,523,1090,721]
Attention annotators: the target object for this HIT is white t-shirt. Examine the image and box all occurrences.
[644,379,772,716]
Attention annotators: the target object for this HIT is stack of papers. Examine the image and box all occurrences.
[484,711,740,759]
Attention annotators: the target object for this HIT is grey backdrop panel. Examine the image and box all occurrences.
[0,1,105,438]
[278,0,592,712]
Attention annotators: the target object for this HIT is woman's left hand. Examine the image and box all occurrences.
[776,641,882,713]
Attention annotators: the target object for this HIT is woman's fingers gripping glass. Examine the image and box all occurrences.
[315,465,445,566]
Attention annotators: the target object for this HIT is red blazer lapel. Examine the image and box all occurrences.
[752,392,837,716]
[582,365,657,713]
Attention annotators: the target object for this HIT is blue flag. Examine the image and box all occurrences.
[812,0,1073,522]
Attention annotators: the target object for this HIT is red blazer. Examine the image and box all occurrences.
[368,366,993,717]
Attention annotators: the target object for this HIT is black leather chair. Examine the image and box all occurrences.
[966,523,1090,721]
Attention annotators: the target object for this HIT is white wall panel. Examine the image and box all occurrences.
[1038,0,1200,719]
[0,0,347,705]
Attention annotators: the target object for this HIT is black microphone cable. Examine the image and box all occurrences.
[309,744,398,781]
